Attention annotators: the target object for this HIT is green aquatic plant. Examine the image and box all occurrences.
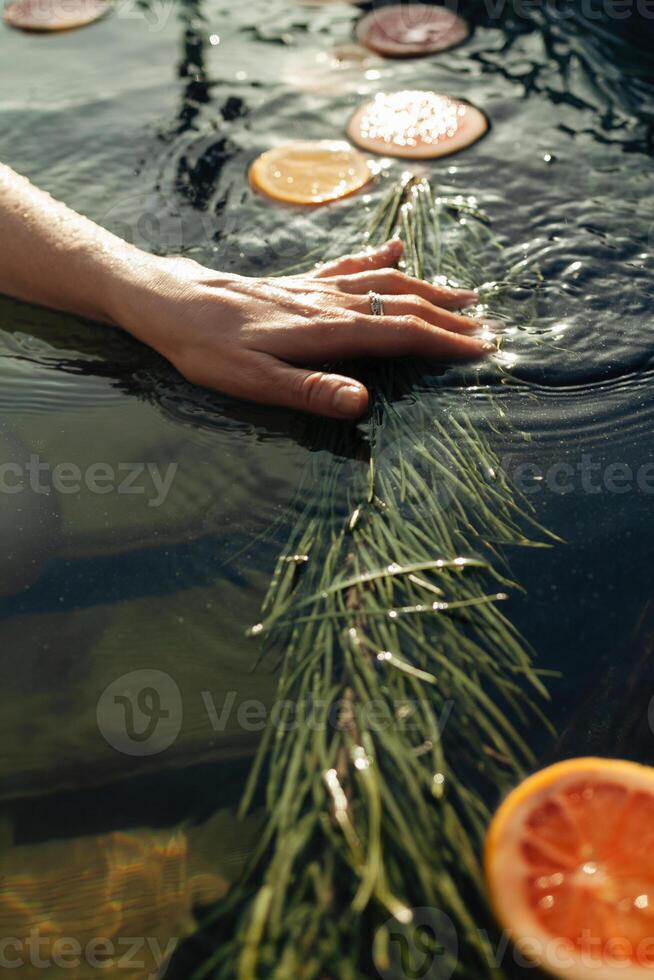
[196,176,555,980]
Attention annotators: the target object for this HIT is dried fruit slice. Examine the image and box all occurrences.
[3,0,111,32]
[356,3,468,57]
[485,757,654,980]
[249,141,372,206]
[347,91,487,159]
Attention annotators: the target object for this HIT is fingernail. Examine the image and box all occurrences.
[481,341,496,352]
[457,294,479,309]
[333,384,365,416]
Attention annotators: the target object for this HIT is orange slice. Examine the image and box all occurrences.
[356,4,469,58]
[249,141,372,206]
[3,0,110,31]
[485,757,654,980]
[346,91,488,160]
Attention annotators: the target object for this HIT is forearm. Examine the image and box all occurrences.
[0,163,154,325]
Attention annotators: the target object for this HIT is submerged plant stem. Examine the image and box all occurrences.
[198,176,552,980]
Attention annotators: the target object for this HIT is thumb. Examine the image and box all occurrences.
[311,238,404,278]
[253,360,369,419]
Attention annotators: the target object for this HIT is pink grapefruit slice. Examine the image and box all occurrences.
[347,90,488,159]
[485,757,654,980]
[4,0,110,31]
[356,3,469,57]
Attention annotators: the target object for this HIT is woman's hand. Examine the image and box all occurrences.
[114,238,494,420]
[0,166,493,420]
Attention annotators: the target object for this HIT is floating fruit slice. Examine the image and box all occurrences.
[356,3,468,57]
[249,141,372,206]
[347,91,487,160]
[485,757,654,980]
[3,0,111,31]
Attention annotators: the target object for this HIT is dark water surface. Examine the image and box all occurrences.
[1,0,654,975]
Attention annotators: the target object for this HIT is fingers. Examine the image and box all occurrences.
[239,355,369,419]
[348,293,485,335]
[334,267,479,311]
[273,312,494,362]
[311,238,404,278]
[340,314,494,360]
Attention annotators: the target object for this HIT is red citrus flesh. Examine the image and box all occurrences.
[356,4,469,57]
[485,758,654,980]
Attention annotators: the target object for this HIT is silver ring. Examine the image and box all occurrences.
[368,290,384,316]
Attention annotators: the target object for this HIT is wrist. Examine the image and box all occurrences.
[99,246,177,345]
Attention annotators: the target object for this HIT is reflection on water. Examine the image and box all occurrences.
[1,0,654,975]
[0,808,256,979]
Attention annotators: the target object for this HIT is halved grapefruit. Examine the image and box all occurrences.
[485,757,654,980]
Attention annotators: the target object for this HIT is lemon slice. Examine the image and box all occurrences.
[249,141,372,206]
